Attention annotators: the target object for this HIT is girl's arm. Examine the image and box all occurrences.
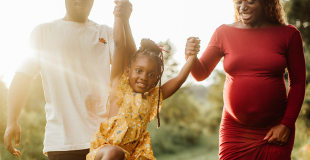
[161,55,198,100]
[113,0,136,69]
[110,16,125,85]
[109,16,125,118]
[124,22,136,69]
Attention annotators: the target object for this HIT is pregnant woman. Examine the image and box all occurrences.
[185,0,306,159]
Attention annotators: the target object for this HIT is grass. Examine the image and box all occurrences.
[156,134,219,160]
[156,146,218,160]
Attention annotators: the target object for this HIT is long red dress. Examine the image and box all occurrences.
[191,25,306,160]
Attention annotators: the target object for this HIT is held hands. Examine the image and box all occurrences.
[264,124,291,146]
[114,0,132,23]
[4,122,21,157]
[185,37,200,59]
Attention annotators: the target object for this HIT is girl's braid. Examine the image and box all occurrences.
[128,38,164,128]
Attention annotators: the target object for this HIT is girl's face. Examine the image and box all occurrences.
[235,0,265,25]
[127,56,160,94]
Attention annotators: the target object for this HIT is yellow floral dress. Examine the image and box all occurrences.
[86,72,162,160]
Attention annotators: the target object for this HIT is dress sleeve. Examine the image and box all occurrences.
[148,87,163,122]
[190,29,224,81]
[16,25,41,78]
[114,72,130,106]
[281,31,306,129]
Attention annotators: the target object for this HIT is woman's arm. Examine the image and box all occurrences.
[264,30,306,146]
[190,30,223,81]
[281,31,306,129]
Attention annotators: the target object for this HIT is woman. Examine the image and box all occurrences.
[186,0,306,159]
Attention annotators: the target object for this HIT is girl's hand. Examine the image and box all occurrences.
[114,0,132,23]
[185,37,200,59]
[264,124,291,146]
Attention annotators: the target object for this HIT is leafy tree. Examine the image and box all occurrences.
[203,70,225,133]
[157,39,178,83]
[148,40,204,155]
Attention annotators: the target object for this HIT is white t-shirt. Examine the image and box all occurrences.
[16,19,114,154]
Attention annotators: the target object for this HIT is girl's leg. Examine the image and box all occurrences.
[95,146,125,160]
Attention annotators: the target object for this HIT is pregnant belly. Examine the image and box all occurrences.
[223,75,287,127]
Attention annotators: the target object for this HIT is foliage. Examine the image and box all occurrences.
[203,70,225,134]
[147,40,205,155]
[291,116,310,160]
[157,39,178,83]
[148,86,204,155]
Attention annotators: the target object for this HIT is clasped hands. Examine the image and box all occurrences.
[185,37,201,58]
[114,0,132,23]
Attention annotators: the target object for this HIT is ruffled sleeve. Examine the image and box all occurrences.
[148,87,163,122]
[106,72,131,113]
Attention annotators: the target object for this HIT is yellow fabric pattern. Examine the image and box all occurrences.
[86,72,162,160]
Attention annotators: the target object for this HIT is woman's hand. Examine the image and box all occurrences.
[264,124,291,146]
[114,0,132,24]
[185,37,200,59]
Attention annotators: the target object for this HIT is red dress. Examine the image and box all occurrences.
[191,25,306,160]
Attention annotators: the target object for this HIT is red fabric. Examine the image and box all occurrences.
[191,25,306,159]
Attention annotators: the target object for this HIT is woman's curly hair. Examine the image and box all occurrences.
[233,0,287,25]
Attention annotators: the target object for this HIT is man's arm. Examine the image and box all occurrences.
[4,72,32,157]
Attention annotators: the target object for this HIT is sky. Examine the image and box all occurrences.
[0,0,235,87]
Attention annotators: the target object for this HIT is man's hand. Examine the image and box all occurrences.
[264,124,291,146]
[114,0,133,23]
[185,37,200,59]
[4,122,22,157]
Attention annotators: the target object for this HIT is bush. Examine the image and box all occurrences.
[148,87,204,155]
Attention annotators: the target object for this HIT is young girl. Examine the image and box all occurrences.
[86,6,200,160]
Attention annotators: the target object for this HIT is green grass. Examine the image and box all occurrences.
[156,146,218,160]
[155,134,219,160]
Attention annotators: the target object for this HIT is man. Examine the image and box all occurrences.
[4,0,136,159]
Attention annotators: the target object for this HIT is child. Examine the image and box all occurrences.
[86,5,200,160]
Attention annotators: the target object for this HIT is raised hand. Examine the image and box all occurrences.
[264,124,291,146]
[4,122,22,157]
[114,0,132,23]
[185,37,200,59]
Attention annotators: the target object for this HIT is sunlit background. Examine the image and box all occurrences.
[1,0,310,160]
[0,0,234,87]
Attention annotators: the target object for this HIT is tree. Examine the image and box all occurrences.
[147,40,204,155]
[157,39,179,83]
[203,70,226,133]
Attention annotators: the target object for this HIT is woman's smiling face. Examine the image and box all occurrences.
[235,0,265,26]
